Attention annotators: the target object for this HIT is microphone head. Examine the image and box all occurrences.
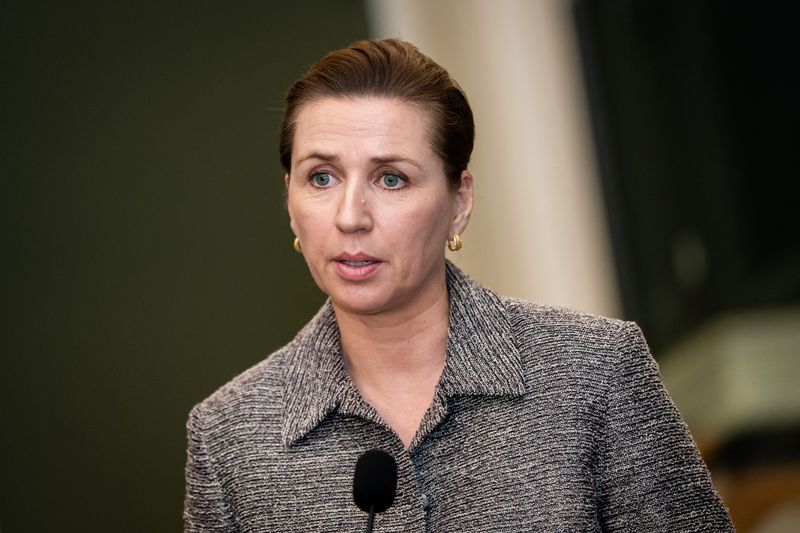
[353,449,398,514]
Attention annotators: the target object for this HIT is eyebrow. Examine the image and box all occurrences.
[296,152,339,166]
[295,152,424,169]
[371,155,424,169]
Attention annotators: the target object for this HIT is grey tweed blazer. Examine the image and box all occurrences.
[184,262,732,532]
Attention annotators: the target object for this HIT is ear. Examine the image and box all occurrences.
[450,170,474,236]
[285,173,299,235]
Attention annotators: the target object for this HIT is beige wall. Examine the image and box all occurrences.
[367,0,621,317]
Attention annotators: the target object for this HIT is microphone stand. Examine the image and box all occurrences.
[365,504,375,533]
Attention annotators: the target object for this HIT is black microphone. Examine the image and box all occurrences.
[353,449,398,533]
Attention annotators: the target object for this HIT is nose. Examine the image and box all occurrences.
[334,179,372,233]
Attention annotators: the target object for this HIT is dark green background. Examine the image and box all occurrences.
[1,2,368,531]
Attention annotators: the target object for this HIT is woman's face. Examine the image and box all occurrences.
[286,97,472,317]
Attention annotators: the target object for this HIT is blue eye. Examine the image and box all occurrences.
[311,172,333,187]
[381,173,405,189]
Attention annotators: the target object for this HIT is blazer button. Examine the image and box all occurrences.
[421,493,431,511]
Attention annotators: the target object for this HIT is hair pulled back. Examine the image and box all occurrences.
[279,39,474,188]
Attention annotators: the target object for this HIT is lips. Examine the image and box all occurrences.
[333,253,382,281]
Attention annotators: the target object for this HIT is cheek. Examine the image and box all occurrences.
[289,193,319,230]
[385,201,451,250]
[289,200,327,251]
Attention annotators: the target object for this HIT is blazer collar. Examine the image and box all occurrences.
[280,261,525,447]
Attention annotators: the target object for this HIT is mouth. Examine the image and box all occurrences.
[334,253,381,265]
[338,259,377,267]
[333,254,382,281]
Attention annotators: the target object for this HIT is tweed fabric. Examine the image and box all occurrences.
[184,262,732,532]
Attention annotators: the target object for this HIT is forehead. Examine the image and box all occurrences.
[292,97,436,163]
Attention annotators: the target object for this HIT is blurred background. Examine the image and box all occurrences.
[1,0,797,531]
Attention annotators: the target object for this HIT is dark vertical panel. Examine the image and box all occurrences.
[0,2,368,530]
[573,0,799,351]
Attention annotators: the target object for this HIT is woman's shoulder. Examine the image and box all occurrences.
[448,260,632,341]
[448,260,643,367]
[491,291,651,383]
[188,340,296,426]
[188,300,341,439]
[191,301,337,419]
[504,296,631,341]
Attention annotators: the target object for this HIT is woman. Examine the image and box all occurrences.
[184,39,732,531]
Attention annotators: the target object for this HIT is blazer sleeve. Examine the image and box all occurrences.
[596,321,733,531]
[184,404,237,532]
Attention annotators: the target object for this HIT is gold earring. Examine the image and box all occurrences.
[293,237,302,253]
[447,234,463,252]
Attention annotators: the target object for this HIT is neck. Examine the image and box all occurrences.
[332,268,451,448]
[333,277,450,388]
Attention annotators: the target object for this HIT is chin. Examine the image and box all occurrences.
[329,291,392,316]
